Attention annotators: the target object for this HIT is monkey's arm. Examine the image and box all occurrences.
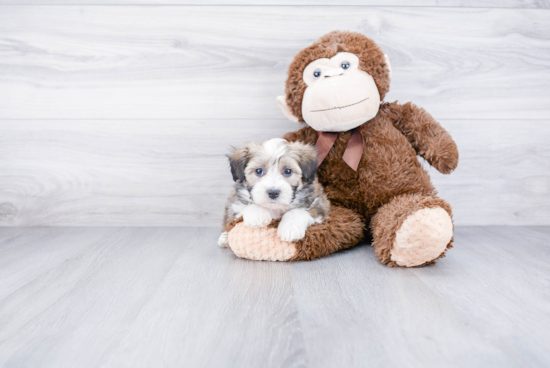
[283,126,318,145]
[385,102,458,174]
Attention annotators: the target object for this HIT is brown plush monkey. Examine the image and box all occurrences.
[225,31,458,267]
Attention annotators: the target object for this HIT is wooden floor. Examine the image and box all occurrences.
[0,227,548,367]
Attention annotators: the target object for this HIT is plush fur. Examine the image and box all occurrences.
[224,206,364,261]
[225,31,458,267]
[282,100,458,266]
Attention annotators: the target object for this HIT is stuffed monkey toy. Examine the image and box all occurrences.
[224,31,458,267]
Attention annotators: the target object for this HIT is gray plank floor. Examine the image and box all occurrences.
[0,227,549,367]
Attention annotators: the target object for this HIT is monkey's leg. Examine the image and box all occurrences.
[370,193,454,267]
[225,206,364,261]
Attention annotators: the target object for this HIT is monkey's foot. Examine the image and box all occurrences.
[390,207,453,267]
[371,194,454,267]
[224,206,364,262]
[227,223,297,261]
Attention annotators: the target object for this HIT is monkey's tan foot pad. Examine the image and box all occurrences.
[391,207,453,267]
[228,224,296,261]
[224,206,365,262]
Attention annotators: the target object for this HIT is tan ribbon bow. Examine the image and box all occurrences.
[315,129,363,171]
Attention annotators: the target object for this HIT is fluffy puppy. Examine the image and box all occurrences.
[218,138,330,247]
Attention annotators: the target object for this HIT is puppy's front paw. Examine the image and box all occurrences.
[218,231,229,248]
[277,209,314,242]
[242,205,272,228]
[277,221,307,242]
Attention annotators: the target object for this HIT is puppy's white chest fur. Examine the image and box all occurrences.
[264,207,286,220]
[231,202,285,220]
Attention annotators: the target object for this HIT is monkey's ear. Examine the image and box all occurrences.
[383,54,392,81]
[277,96,301,123]
[227,146,249,183]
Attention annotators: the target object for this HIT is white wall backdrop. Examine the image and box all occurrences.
[0,2,548,226]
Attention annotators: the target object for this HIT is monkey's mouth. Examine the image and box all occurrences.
[310,97,369,113]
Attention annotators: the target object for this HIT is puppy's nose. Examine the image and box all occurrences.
[267,189,280,199]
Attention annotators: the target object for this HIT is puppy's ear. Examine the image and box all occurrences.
[227,146,249,183]
[290,143,318,184]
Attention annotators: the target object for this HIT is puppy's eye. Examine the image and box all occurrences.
[341,61,350,70]
[313,69,322,78]
[283,168,292,177]
[255,168,264,176]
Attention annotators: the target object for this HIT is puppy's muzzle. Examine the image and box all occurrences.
[267,189,280,200]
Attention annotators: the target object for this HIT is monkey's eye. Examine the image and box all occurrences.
[283,168,292,177]
[341,61,350,70]
[313,69,322,78]
[255,168,264,176]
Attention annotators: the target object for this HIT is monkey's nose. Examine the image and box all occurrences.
[324,67,344,78]
[267,189,280,199]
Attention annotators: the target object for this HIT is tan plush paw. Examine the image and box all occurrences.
[391,207,453,267]
[227,223,297,261]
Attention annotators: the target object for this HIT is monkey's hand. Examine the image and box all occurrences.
[385,102,459,174]
[426,136,459,174]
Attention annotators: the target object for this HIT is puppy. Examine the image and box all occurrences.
[218,138,330,247]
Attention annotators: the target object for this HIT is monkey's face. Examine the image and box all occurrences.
[300,52,381,132]
[277,31,392,132]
